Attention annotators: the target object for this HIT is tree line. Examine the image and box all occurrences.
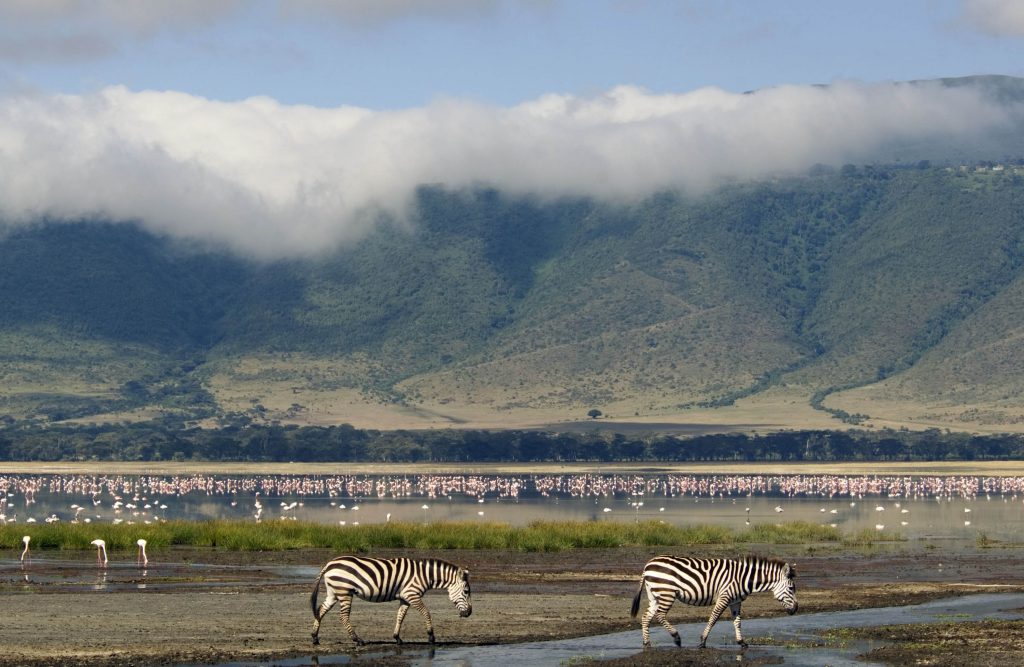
[1,420,1023,462]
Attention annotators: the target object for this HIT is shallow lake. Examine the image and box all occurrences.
[2,472,1023,539]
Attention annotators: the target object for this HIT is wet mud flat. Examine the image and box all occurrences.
[0,543,1022,666]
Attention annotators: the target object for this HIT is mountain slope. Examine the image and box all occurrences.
[1,164,1024,431]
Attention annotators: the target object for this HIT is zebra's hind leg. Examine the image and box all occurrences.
[393,601,411,644]
[730,601,747,648]
[338,594,364,646]
[645,591,680,647]
[312,588,338,645]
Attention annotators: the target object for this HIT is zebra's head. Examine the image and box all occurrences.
[448,568,472,617]
[770,563,798,615]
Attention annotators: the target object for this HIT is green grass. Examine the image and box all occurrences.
[1,519,847,553]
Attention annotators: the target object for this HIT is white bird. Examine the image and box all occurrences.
[137,539,148,566]
[964,508,972,513]
[774,506,784,513]
[875,524,885,530]
[875,506,885,512]
[901,509,910,514]
[91,539,108,566]
[602,507,612,513]
[20,535,30,562]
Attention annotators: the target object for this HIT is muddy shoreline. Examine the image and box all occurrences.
[2,543,1023,666]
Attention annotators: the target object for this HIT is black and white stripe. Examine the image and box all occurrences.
[630,555,797,648]
[311,556,472,646]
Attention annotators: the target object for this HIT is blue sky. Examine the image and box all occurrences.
[0,0,1022,257]
[2,0,1023,108]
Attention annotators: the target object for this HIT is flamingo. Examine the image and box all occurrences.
[20,535,30,562]
[90,539,108,566]
[137,539,148,566]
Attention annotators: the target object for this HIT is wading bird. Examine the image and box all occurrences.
[90,539,108,566]
[20,535,30,562]
[137,538,148,566]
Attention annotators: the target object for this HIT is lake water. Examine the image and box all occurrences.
[2,472,1023,540]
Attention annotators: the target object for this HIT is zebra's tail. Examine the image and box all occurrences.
[311,568,326,619]
[630,576,645,618]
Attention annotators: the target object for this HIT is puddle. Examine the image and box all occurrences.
[178,593,1024,666]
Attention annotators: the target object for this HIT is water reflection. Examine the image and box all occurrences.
[93,569,107,591]
[0,472,1021,539]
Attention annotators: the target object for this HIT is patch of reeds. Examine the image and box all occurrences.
[842,527,906,545]
[0,519,849,553]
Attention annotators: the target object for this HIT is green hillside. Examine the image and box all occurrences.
[2,164,1024,431]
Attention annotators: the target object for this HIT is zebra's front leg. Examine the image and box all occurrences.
[730,601,747,648]
[407,594,436,643]
[312,589,338,645]
[699,597,730,649]
[337,595,364,646]
[393,601,411,644]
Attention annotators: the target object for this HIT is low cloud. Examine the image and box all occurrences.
[0,79,1018,257]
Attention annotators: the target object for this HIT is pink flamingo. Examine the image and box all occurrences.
[20,535,30,562]
[90,539,107,566]
[136,539,148,566]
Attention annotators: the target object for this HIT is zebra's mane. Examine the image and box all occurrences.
[741,555,795,577]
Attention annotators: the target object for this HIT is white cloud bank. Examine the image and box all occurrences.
[0,79,1018,257]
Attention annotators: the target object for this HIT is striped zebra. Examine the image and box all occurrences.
[310,556,472,646]
[630,555,797,648]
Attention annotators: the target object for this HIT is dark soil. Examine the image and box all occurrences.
[1,543,1022,666]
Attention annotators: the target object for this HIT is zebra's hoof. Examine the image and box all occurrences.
[428,632,436,644]
[673,634,681,648]
[394,635,403,645]
[738,640,749,649]
[311,636,319,646]
[354,638,365,647]
[698,640,707,649]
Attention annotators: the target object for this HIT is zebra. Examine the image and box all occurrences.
[630,555,797,649]
[310,556,472,646]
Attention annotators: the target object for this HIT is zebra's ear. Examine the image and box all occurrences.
[462,569,470,580]
[787,563,797,579]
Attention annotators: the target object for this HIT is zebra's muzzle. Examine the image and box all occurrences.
[460,607,472,617]
[786,603,798,615]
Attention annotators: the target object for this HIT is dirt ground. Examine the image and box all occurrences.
[1,544,1023,666]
